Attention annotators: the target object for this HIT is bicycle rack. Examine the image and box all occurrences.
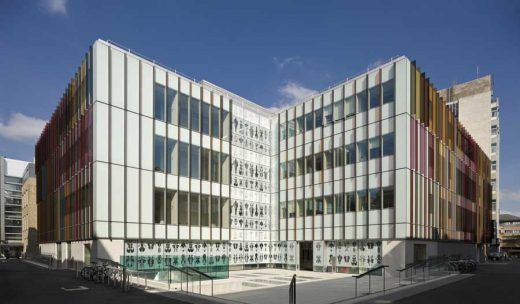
[289,274,296,304]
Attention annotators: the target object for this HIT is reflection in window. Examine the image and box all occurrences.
[211,197,220,227]
[154,188,165,224]
[357,190,368,211]
[191,98,200,132]
[154,83,165,121]
[221,110,230,140]
[179,93,189,129]
[335,147,344,167]
[345,96,355,117]
[211,151,220,183]
[345,143,356,165]
[280,162,287,179]
[190,145,200,179]
[167,87,178,124]
[315,153,323,171]
[315,197,324,215]
[306,198,314,216]
[296,116,304,134]
[296,158,304,176]
[178,192,189,225]
[346,192,356,212]
[297,200,304,217]
[167,138,177,175]
[383,186,394,208]
[383,133,395,157]
[201,102,210,135]
[288,200,295,218]
[369,85,380,109]
[201,148,210,181]
[334,100,344,121]
[221,153,230,184]
[154,135,165,172]
[357,140,368,162]
[383,80,395,104]
[179,142,189,177]
[288,160,295,178]
[280,202,287,219]
[280,122,287,140]
[324,105,333,126]
[288,120,295,138]
[201,195,210,227]
[166,190,177,225]
[306,155,313,174]
[190,193,199,226]
[315,108,323,128]
[335,193,344,213]
[305,112,313,132]
[369,137,381,159]
[212,106,220,138]
[324,150,333,170]
[369,188,381,210]
[325,196,333,214]
[221,198,230,228]
[357,90,368,113]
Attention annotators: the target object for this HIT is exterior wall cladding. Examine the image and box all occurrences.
[36,40,492,274]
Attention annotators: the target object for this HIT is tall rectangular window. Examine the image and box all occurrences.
[345,95,355,117]
[357,140,368,162]
[201,102,210,135]
[297,199,304,217]
[383,186,394,208]
[369,137,381,159]
[280,122,287,140]
[305,155,313,174]
[221,198,230,228]
[345,143,356,165]
[491,125,498,135]
[154,188,165,224]
[315,197,324,215]
[305,112,313,132]
[491,143,497,153]
[178,192,189,225]
[200,195,210,227]
[167,138,177,175]
[280,162,287,179]
[288,200,295,218]
[324,150,333,170]
[201,148,210,181]
[221,110,230,140]
[346,192,356,212]
[296,157,304,176]
[167,87,178,125]
[315,153,323,171]
[382,133,395,157]
[323,105,333,126]
[154,83,165,121]
[369,188,381,210]
[280,202,287,219]
[296,116,304,134]
[491,161,497,171]
[190,193,199,226]
[335,147,344,167]
[166,190,177,225]
[383,80,395,104]
[315,108,323,128]
[179,142,189,177]
[221,153,230,184]
[191,98,200,132]
[306,198,314,216]
[288,160,296,178]
[211,197,220,227]
[191,145,200,179]
[334,100,344,121]
[357,90,368,113]
[211,151,220,183]
[211,106,220,138]
[288,120,295,138]
[369,85,380,109]
[335,193,344,214]
[357,190,368,211]
[154,135,165,172]
[179,93,190,129]
[324,196,333,214]
[491,106,498,117]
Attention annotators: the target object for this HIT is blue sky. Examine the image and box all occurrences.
[0,0,519,214]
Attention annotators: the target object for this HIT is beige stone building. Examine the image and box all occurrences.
[21,163,38,257]
[439,75,500,245]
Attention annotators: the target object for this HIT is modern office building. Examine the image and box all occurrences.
[439,76,500,247]
[22,163,38,256]
[498,214,520,257]
[36,40,492,275]
[1,157,29,256]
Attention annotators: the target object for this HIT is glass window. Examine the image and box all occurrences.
[211,151,220,183]
[167,87,178,125]
[357,140,368,162]
[296,116,304,134]
[305,112,313,132]
[369,85,380,109]
[334,100,344,121]
[382,133,395,157]
[211,106,220,138]
[178,192,189,225]
[369,188,381,210]
[383,80,395,104]
[280,122,287,140]
[345,143,356,165]
[221,110,230,140]
[154,135,165,172]
[191,98,200,132]
[154,188,165,224]
[315,153,323,171]
[201,148,210,181]
[190,193,199,226]
[325,196,333,214]
[297,158,305,176]
[491,125,498,135]
[201,195,210,227]
[335,193,344,213]
[324,150,333,170]
[315,108,323,128]
[288,160,296,178]
[315,197,323,215]
[280,202,287,219]
[305,155,313,174]
[179,142,189,177]
[346,192,356,212]
[297,199,304,217]
[201,102,210,135]
[491,143,497,153]
[323,105,333,126]
[167,138,177,175]
[491,161,497,171]
[221,153,230,184]
[288,200,295,218]
[383,186,394,208]
[211,196,220,227]
[221,198,230,228]
[335,147,344,168]
[357,190,368,211]
[288,120,295,138]
[280,162,287,179]
[491,106,498,117]
[306,198,314,216]
[179,93,190,129]
[369,137,381,159]
[357,90,368,113]
[345,95,355,117]
[166,190,177,225]
[154,83,165,121]
[191,145,200,179]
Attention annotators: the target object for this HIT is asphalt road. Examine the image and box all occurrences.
[393,259,520,304]
[0,259,192,304]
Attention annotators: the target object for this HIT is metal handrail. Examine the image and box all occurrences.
[184,267,215,296]
[354,265,389,297]
[289,274,296,304]
[168,265,192,292]
[396,260,425,285]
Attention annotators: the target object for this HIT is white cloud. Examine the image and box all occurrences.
[270,81,318,112]
[273,56,303,70]
[501,190,520,202]
[367,58,384,70]
[41,0,68,15]
[0,113,47,142]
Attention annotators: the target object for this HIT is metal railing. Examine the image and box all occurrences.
[396,260,426,286]
[354,265,389,297]
[289,274,296,304]
[184,266,215,296]
[168,265,192,292]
